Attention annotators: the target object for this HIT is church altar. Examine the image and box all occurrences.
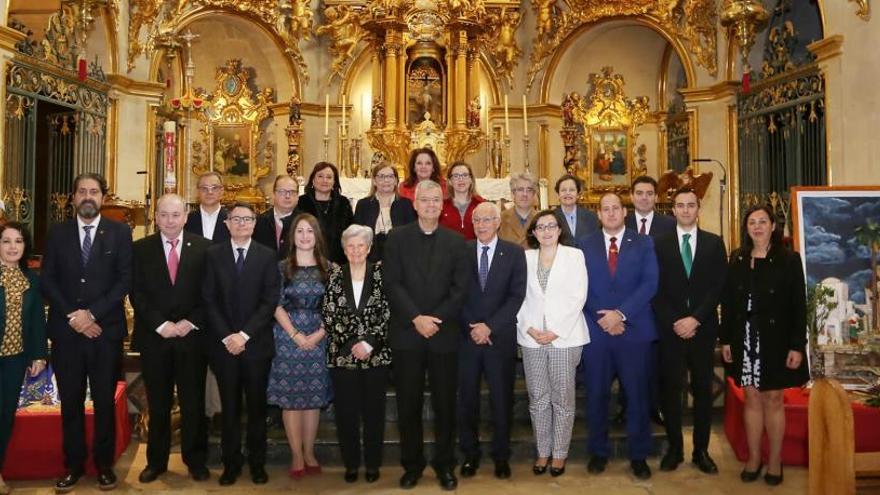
[339,178,525,207]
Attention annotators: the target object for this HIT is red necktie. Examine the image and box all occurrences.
[167,239,179,285]
[608,236,618,276]
[639,218,647,235]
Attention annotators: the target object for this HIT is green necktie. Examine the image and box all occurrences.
[681,233,693,277]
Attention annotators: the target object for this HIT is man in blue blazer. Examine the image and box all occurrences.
[458,203,526,480]
[578,192,658,480]
[41,173,132,492]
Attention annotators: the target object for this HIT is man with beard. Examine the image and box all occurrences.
[41,173,132,492]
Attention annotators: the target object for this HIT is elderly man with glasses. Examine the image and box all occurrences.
[498,172,538,248]
[253,174,301,259]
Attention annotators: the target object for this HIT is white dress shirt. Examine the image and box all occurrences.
[602,227,626,258]
[634,210,655,234]
[677,225,698,258]
[476,235,499,270]
[223,238,253,343]
[200,206,220,240]
[155,232,196,335]
[77,214,101,246]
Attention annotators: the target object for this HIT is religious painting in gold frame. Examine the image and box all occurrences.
[588,128,632,189]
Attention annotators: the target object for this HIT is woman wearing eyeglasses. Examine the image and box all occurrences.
[352,162,416,262]
[439,162,484,239]
[516,210,589,478]
[297,162,353,264]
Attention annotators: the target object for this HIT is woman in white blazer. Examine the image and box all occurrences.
[516,209,589,477]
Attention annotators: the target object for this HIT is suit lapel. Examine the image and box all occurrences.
[84,218,107,269]
[342,264,358,314]
[153,234,174,288]
[484,240,506,291]
[614,230,637,279]
[588,233,612,282]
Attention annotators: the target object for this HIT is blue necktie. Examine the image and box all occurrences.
[479,245,489,291]
[235,247,245,273]
[81,225,94,266]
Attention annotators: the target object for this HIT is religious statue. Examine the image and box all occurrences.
[290,0,314,40]
[315,5,363,81]
[533,0,556,39]
[371,97,386,128]
[561,92,579,127]
[490,8,522,85]
[466,96,481,129]
[288,95,302,125]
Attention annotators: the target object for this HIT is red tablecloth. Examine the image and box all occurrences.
[724,377,880,466]
[2,381,131,480]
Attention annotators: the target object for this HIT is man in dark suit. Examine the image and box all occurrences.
[458,202,526,480]
[41,173,132,493]
[652,187,727,474]
[185,171,230,244]
[553,174,599,246]
[383,180,469,491]
[625,176,676,238]
[252,174,299,259]
[578,192,658,480]
[131,194,212,483]
[202,202,280,486]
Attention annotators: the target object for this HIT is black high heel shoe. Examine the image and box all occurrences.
[533,459,550,475]
[764,464,783,485]
[740,462,763,482]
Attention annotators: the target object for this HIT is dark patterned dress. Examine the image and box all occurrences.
[267,264,332,410]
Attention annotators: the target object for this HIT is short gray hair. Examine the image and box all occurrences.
[341,224,374,248]
[509,171,537,192]
[415,179,442,199]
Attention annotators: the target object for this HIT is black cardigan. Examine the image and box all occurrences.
[352,195,417,262]
[297,193,354,264]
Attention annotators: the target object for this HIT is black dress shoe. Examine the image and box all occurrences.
[631,460,652,480]
[189,466,210,481]
[533,458,549,475]
[365,468,380,483]
[344,468,358,483]
[494,461,511,479]
[250,465,269,484]
[55,469,84,493]
[740,463,763,482]
[764,465,783,485]
[550,464,566,477]
[437,470,458,491]
[97,469,117,491]
[692,451,719,474]
[460,458,479,477]
[659,450,684,472]
[399,471,421,489]
[218,466,240,486]
[587,456,608,474]
[138,466,166,483]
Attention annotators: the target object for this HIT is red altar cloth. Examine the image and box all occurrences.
[2,381,131,480]
[724,377,880,466]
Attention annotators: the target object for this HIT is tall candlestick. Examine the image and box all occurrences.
[522,94,528,137]
[341,94,347,137]
[324,94,329,136]
[504,94,510,137]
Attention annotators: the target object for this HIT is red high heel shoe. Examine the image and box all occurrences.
[289,467,305,480]
[305,464,322,475]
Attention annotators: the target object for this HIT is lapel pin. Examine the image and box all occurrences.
[99,230,105,235]
[186,242,191,247]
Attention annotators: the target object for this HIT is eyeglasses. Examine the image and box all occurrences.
[228,216,256,224]
[375,174,397,181]
[198,185,223,193]
[275,189,297,197]
[533,223,559,232]
[472,217,498,224]
[512,187,536,194]
[451,173,471,180]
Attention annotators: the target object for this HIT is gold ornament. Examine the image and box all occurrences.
[485,7,522,88]
[315,5,366,82]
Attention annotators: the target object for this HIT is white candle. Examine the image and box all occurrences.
[324,94,329,136]
[504,94,509,137]
[522,94,528,137]
[341,94,347,137]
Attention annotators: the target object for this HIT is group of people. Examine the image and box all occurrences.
[0,148,809,495]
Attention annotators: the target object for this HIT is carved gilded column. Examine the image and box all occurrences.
[396,41,406,130]
[383,32,400,128]
[453,30,468,129]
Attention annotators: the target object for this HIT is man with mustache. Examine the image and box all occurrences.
[41,173,133,493]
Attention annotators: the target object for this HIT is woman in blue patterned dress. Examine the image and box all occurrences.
[267,213,332,479]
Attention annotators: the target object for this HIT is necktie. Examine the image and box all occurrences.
[81,225,94,266]
[639,218,647,235]
[275,218,282,248]
[479,245,489,291]
[235,247,245,273]
[681,233,693,277]
[608,236,618,277]
[167,239,179,285]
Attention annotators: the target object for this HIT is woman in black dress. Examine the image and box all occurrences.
[721,205,809,486]
[297,162,353,264]
[352,162,416,261]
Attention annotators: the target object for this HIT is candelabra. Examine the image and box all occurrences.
[323,134,330,161]
[522,134,531,173]
[349,137,363,177]
[503,135,511,177]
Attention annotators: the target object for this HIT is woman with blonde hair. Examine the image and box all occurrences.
[352,162,416,261]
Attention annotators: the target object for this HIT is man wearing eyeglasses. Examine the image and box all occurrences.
[253,175,300,259]
[202,203,280,486]
[185,172,230,244]
[498,172,538,248]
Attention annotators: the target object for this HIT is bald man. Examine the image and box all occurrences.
[131,194,212,483]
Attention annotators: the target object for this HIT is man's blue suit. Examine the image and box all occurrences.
[578,228,658,460]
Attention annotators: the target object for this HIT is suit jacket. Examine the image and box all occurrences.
[553,205,600,246]
[41,217,132,342]
[201,240,281,361]
[382,223,470,352]
[353,195,416,262]
[498,207,535,249]
[652,228,727,341]
[625,211,676,238]
[578,228,658,343]
[297,193,354,264]
[460,238,526,353]
[0,270,47,362]
[130,232,211,353]
[516,245,589,348]
[252,207,296,260]
[185,207,230,244]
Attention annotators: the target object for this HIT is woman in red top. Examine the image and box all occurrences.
[439,161,484,239]
[397,148,446,201]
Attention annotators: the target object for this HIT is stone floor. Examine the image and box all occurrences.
[4,429,815,495]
